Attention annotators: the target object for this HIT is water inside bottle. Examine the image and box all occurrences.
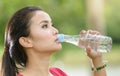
[58,34,112,53]
[78,36,112,53]
[64,35,80,46]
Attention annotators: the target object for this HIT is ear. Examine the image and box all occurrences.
[19,37,33,48]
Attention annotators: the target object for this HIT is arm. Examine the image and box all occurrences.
[86,47,107,76]
[79,30,107,76]
[92,57,107,76]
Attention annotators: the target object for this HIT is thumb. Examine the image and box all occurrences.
[86,46,91,54]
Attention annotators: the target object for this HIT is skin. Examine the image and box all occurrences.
[80,30,107,76]
[19,11,62,76]
[19,11,106,76]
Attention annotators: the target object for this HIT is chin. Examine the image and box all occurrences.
[55,46,62,51]
[52,45,62,52]
[47,43,62,53]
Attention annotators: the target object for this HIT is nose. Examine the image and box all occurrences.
[52,26,59,35]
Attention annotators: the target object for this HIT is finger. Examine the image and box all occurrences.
[88,30,100,35]
[86,46,91,54]
[92,31,100,35]
[87,30,92,34]
[96,32,101,35]
[80,30,86,34]
[90,30,97,34]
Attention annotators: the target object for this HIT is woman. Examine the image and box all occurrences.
[1,6,107,76]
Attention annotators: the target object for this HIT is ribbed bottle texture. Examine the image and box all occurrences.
[58,34,112,53]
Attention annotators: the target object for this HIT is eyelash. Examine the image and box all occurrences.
[41,23,54,29]
[42,24,48,28]
[52,24,55,27]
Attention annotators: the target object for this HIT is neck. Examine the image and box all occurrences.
[22,50,52,76]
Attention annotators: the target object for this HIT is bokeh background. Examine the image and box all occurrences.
[0,0,120,76]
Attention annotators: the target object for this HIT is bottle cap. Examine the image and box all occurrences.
[58,34,64,42]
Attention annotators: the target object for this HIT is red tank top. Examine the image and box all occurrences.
[17,67,67,76]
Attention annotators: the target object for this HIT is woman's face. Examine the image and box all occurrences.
[28,11,62,53]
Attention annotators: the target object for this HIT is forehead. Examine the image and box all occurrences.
[30,11,51,24]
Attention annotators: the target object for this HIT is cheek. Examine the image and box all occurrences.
[30,21,53,40]
[30,34,50,51]
[29,26,54,48]
[33,34,49,42]
[39,30,52,41]
[30,29,53,44]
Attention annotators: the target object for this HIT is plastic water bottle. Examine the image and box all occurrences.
[58,33,112,53]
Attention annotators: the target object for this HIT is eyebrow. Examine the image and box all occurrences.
[39,20,52,24]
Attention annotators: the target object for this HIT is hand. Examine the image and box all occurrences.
[79,30,102,60]
[86,46,102,60]
[79,30,107,76]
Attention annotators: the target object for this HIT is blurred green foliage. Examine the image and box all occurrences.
[0,0,86,45]
[0,0,120,44]
[0,0,120,65]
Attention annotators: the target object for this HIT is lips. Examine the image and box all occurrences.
[55,38,59,43]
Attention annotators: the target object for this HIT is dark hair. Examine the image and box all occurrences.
[1,6,42,76]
